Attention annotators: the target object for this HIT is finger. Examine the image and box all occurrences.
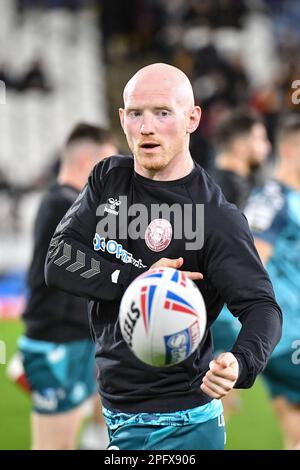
[151,257,183,269]
[202,376,231,396]
[208,363,238,382]
[216,358,232,368]
[175,257,184,268]
[215,352,236,368]
[209,359,238,380]
[186,272,203,280]
[162,258,183,268]
[204,371,235,391]
[200,382,223,399]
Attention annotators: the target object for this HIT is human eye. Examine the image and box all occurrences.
[127,110,142,119]
[156,109,171,118]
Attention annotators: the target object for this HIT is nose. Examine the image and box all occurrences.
[140,114,154,135]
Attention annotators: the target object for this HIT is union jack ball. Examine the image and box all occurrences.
[119,267,206,367]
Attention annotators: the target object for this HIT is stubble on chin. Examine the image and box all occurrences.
[137,154,168,171]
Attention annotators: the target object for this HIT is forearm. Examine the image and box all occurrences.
[231,303,282,388]
[45,234,146,301]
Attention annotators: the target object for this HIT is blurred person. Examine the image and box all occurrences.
[45,63,281,450]
[212,109,271,210]
[244,115,300,450]
[211,109,271,418]
[17,123,118,450]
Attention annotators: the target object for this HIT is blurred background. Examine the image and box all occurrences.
[0,0,299,450]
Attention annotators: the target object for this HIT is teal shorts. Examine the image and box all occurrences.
[104,403,225,450]
[262,352,300,404]
[19,336,97,414]
[106,416,225,450]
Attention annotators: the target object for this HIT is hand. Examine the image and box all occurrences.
[200,352,239,399]
[150,257,203,281]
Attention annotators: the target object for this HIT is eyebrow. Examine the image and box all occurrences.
[125,106,173,113]
[125,107,140,113]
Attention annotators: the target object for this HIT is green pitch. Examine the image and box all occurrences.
[0,320,30,450]
[0,320,283,450]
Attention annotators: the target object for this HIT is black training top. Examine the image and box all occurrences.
[23,183,90,342]
[45,156,282,413]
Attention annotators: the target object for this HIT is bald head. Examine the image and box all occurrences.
[119,62,201,180]
[123,63,195,111]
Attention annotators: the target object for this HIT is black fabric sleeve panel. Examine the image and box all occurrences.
[231,306,282,388]
[204,204,282,388]
[45,162,147,302]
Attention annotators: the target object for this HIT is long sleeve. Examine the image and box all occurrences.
[204,205,282,388]
[45,164,147,302]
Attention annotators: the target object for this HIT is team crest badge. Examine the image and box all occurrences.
[145,219,172,252]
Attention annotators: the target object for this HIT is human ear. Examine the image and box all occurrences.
[187,106,201,134]
[119,108,125,131]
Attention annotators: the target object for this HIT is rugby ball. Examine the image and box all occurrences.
[119,267,206,367]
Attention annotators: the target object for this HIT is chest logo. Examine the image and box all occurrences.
[145,219,172,252]
[104,197,121,216]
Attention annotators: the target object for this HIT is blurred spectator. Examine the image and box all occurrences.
[17,122,118,450]
[211,109,271,208]
[182,0,248,29]
[244,114,300,450]
[99,0,167,62]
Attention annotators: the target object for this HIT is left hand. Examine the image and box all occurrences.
[200,352,239,399]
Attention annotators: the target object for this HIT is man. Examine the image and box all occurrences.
[45,63,282,450]
[212,109,271,210]
[210,109,271,417]
[19,123,118,450]
[244,115,300,450]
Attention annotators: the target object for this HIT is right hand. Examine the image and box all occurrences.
[150,257,203,281]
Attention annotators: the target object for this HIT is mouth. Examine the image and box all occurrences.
[139,143,161,152]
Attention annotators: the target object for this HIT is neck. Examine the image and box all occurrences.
[57,170,83,191]
[276,164,300,191]
[135,153,194,181]
[216,152,250,177]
